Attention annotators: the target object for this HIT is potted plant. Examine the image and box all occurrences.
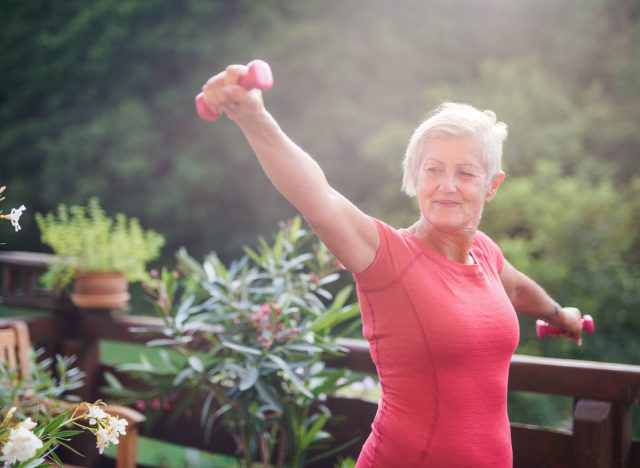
[35,197,165,309]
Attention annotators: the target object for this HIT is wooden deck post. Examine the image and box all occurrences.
[573,399,613,467]
[612,402,632,467]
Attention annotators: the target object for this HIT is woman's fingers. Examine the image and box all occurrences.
[200,66,246,111]
[200,64,264,122]
[224,64,248,86]
[562,307,583,344]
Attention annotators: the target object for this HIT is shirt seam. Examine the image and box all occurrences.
[359,288,384,464]
[399,277,440,466]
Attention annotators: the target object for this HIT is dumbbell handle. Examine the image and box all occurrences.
[536,314,595,339]
[195,59,274,122]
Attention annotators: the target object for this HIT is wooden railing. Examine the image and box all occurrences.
[1,251,640,467]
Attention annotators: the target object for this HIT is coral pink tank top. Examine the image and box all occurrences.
[353,218,519,467]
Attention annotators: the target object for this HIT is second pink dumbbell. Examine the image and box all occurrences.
[195,59,274,122]
[536,314,595,340]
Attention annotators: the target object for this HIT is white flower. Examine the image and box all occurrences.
[109,417,127,436]
[17,417,37,431]
[95,428,111,454]
[0,426,44,463]
[7,205,26,232]
[87,405,108,425]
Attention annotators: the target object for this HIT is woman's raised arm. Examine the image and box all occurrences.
[200,64,379,273]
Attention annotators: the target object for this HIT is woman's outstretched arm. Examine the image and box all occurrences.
[201,64,379,273]
[500,258,583,343]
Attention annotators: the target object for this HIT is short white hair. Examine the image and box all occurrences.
[401,102,508,197]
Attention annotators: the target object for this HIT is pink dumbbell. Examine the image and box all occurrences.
[195,59,274,122]
[536,314,595,340]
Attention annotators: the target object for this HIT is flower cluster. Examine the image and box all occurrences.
[250,303,300,349]
[0,410,42,465]
[85,403,128,454]
[0,186,26,232]
[0,402,127,466]
[134,396,171,412]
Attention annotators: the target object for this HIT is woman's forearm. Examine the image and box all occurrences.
[510,272,563,326]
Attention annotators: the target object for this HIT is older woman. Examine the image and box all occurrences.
[201,65,583,467]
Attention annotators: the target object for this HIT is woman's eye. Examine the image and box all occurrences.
[426,167,442,174]
[459,171,475,178]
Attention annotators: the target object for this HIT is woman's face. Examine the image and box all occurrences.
[415,136,504,236]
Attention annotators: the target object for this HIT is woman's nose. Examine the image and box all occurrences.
[438,173,457,192]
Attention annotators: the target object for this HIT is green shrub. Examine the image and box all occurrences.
[35,197,165,290]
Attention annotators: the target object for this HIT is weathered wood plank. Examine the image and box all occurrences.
[509,354,640,404]
[629,441,640,467]
[511,422,573,468]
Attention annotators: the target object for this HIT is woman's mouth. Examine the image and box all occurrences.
[434,200,461,207]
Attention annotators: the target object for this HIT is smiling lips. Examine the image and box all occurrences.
[433,200,461,207]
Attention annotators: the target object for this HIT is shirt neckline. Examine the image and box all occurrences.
[401,229,483,276]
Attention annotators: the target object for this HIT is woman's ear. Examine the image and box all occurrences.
[485,171,505,202]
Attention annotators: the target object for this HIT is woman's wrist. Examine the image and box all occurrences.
[546,302,564,327]
[235,108,272,131]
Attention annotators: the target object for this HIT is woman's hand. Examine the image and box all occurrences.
[200,64,266,124]
[553,307,584,345]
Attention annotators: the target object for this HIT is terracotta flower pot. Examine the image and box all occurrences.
[70,271,130,309]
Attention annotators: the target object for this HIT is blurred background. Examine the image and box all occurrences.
[1,0,639,434]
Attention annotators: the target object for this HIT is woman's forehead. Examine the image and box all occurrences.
[421,137,486,168]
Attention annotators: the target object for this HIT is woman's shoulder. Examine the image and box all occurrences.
[354,216,421,287]
[473,230,504,271]
[369,217,419,253]
[473,230,496,246]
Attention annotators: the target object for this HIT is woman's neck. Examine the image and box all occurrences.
[408,217,476,265]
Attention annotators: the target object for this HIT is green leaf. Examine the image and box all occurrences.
[254,379,283,413]
[317,272,341,286]
[43,411,71,435]
[52,429,84,438]
[173,367,193,385]
[239,366,259,391]
[222,340,262,356]
[176,247,206,279]
[266,354,313,398]
[330,285,354,309]
[273,231,283,260]
[188,355,204,373]
[289,216,303,243]
[175,295,196,329]
[309,302,360,334]
[20,457,50,468]
[287,343,325,354]
[306,437,361,465]
[47,448,65,466]
[103,371,123,390]
[301,413,329,449]
[242,246,263,266]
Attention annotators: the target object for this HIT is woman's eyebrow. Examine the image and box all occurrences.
[425,158,481,170]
